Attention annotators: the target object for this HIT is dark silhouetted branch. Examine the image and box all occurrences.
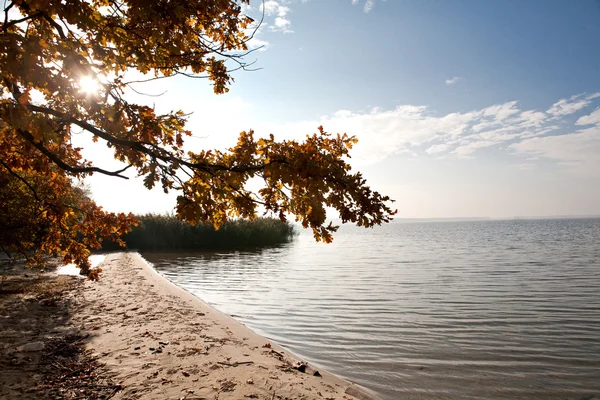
[16,128,133,178]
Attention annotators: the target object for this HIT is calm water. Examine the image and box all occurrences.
[144,219,600,399]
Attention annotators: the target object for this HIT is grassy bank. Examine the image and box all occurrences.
[102,215,296,251]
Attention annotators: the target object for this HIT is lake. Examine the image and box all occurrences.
[143,218,600,399]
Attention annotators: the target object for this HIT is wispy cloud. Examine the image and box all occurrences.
[546,92,600,117]
[425,144,449,155]
[352,0,375,13]
[242,92,600,173]
[509,105,600,175]
[576,108,600,126]
[445,76,462,85]
[511,126,600,176]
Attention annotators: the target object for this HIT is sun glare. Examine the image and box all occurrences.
[78,76,100,95]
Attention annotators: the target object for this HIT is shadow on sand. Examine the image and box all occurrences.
[0,262,122,399]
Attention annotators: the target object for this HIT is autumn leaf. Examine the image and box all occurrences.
[18,91,31,107]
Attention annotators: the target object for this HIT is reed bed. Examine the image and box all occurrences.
[101,214,296,251]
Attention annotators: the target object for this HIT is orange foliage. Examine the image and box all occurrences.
[0,132,136,277]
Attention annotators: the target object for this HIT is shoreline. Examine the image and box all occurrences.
[83,252,381,399]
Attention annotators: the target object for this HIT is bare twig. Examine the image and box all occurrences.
[126,84,167,97]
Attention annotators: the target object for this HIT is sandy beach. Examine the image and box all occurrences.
[1,252,379,399]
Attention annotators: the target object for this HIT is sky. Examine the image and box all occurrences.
[82,0,600,219]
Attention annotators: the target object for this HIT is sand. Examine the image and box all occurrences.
[68,252,380,399]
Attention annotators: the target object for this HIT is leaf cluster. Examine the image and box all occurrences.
[0,133,136,277]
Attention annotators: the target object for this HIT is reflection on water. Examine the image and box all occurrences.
[144,218,600,399]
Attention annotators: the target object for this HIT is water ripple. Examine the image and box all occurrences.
[145,218,600,400]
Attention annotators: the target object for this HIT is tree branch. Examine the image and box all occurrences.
[0,158,42,202]
[3,1,14,28]
[38,11,67,39]
[2,11,43,32]
[16,128,132,178]
[27,103,288,174]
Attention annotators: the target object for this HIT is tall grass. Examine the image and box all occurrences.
[101,215,296,251]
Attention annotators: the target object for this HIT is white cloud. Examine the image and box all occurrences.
[518,126,561,139]
[262,0,279,15]
[260,0,294,33]
[445,76,462,85]
[576,108,600,126]
[248,91,598,169]
[518,110,547,127]
[454,140,498,158]
[476,127,520,142]
[441,101,557,159]
[511,126,600,176]
[273,17,292,32]
[315,105,480,163]
[481,101,520,121]
[546,92,600,117]
[245,93,597,165]
[547,97,589,117]
[277,5,290,17]
[426,144,449,155]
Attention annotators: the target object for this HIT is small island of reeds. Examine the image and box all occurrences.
[101,214,297,252]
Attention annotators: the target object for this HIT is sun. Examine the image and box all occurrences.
[78,76,100,95]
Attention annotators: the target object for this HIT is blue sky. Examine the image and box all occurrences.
[84,0,600,218]
[230,0,600,118]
